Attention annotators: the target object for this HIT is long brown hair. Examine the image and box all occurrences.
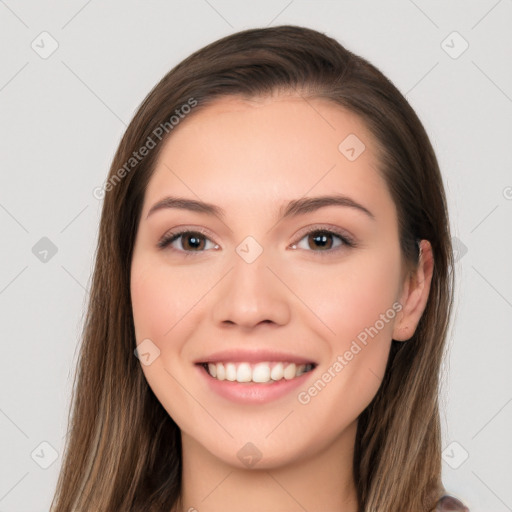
[50,25,454,512]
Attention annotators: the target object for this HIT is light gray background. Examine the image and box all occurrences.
[1,1,511,511]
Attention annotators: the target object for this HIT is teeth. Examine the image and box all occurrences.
[204,361,315,383]
[208,363,217,378]
[252,362,271,383]
[237,363,252,383]
[270,362,284,381]
[226,363,237,382]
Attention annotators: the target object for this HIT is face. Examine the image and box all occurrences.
[130,95,412,469]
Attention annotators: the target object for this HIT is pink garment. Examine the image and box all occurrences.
[436,495,470,511]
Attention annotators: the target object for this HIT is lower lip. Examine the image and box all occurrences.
[195,364,315,404]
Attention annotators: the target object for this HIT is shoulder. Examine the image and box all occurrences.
[435,495,470,511]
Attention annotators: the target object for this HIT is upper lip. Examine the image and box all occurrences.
[195,349,317,365]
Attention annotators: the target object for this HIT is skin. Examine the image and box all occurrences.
[130,94,434,512]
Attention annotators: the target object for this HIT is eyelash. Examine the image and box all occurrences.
[157,226,356,257]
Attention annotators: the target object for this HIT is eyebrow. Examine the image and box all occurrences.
[146,194,375,221]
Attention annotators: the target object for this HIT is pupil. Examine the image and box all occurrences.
[185,234,203,250]
[310,232,332,250]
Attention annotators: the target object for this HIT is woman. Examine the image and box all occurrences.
[50,25,469,512]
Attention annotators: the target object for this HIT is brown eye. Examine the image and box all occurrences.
[306,231,335,250]
[180,232,206,251]
[291,228,355,256]
[158,230,219,253]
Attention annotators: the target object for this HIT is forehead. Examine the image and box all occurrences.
[143,95,393,222]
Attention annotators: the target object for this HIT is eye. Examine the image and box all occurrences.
[157,226,356,257]
[291,227,355,255]
[158,229,219,255]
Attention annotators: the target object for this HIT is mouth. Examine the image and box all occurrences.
[197,361,317,384]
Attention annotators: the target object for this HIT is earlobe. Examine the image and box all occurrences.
[392,239,434,342]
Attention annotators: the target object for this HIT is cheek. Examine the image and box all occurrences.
[131,257,197,341]
[131,269,170,343]
[288,250,402,412]
[290,249,402,347]
[130,257,208,428]
[130,258,189,382]
[288,269,400,444]
[130,256,220,371]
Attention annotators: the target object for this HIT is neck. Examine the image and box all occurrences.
[173,420,359,512]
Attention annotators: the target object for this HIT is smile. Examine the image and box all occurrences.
[201,361,316,384]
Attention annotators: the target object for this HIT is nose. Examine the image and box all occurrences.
[210,249,291,329]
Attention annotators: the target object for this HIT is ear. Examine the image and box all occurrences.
[392,239,434,342]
